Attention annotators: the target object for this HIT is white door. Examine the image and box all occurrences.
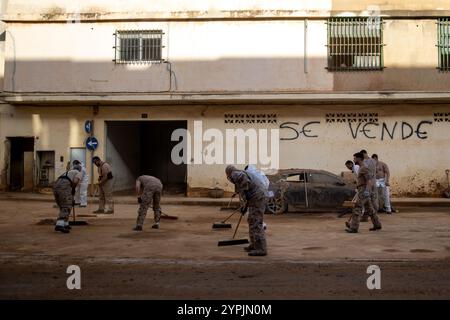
[70,148,86,166]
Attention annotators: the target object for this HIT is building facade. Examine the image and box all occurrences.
[0,0,449,196]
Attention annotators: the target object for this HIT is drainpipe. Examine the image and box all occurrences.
[304,19,308,74]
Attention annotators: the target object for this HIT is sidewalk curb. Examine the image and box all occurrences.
[1,194,450,207]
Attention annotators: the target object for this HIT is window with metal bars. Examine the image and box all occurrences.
[437,18,450,71]
[327,17,384,71]
[114,30,163,64]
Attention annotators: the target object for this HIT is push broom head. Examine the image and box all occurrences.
[212,222,232,229]
[217,239,249,246]
[69,221,89,226]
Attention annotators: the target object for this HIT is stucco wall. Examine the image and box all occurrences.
[0,104,449,196]
[3,20,332,93]
[3,18,450,94]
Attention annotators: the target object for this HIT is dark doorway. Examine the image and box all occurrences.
[106,121,187,195]
[8,137,34,191]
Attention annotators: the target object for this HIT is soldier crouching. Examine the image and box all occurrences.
[53,165,82,233]
[133,175,163,231]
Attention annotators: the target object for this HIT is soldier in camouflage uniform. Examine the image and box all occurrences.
[226,165,268,256]
[346,153,382,233]
[53,165,83,233]
[133,175,163,231]
[361,149,379,219]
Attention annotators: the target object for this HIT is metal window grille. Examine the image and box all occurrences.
[437,18,450,71]
[326,17,384,71]
[114,30,163,64]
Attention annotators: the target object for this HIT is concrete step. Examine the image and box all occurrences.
[1,192,450,207]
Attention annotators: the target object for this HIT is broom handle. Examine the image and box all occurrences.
[232,213,244,239]
[227,193,237,208]
[222,207,240,223]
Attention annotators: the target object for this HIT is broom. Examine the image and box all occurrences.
[217,211,249,246]
[69,201,88,226]
[212,206,240,229]
[220,193,238,211]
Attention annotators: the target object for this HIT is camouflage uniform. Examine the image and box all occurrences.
[348,165,382,232]
[361,158,378,221]
[97,161,114,213]
[136,175,163,227]
[229,168,268,255]
[53,170,82,231]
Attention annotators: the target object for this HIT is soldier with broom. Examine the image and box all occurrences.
[225,165,268,257]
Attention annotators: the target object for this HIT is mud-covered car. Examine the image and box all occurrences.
[265,169,356,214]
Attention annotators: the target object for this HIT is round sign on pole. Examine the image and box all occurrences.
[84,120,93,134]
[86,137,99,151]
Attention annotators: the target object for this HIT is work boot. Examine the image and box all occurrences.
[248,250,267,257]
[55,225,70,233]
[345,227,358,233]
[369,225,382,231]
[93,209,105,214]
[152,223,159,229]
[133,226,143,231]
[244,245,255,252]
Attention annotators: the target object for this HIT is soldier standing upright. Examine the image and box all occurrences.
[226,165,268,257]
[360,149,378,220]
[345,153,382,233]
[92,156,114,214]
[133,175,163,231]
[53,165,83,233]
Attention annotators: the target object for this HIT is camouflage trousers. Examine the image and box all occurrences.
[247,196,268,253]
[136,190,162,227]
[362,182,379,220]
[53,178,73,222]
[349,190,381,231]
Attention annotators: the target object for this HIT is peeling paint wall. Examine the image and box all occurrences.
[3,0,333,20]
[3,0,450,21]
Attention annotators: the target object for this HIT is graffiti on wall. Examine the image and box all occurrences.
[279,119,439,141]
[348,121,433,140]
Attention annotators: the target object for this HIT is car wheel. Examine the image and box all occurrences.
[266,192,286,214]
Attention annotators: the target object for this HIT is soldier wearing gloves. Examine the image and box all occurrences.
[226,165,268,256]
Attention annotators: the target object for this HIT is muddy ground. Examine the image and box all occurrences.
[0,200,449,299]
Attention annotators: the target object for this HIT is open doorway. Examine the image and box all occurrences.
[36,151,55,187]
[7,137,34,191]
[106,121,187,195]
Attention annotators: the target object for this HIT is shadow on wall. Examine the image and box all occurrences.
[3,57,450,93]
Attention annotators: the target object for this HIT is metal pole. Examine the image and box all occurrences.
[90,120,94,196]
[304,19,308,73]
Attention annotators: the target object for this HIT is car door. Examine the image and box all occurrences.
[284,172,307,211]
[307,172,349,209]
